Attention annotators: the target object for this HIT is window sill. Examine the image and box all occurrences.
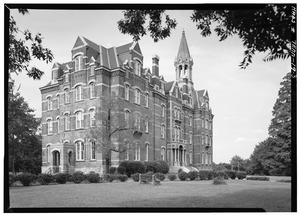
[76,160,85,162]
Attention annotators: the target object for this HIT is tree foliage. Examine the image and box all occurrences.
[249,72,291,176]
[118,5,292,68]
[8,82,42,174]
[9,9,53,80]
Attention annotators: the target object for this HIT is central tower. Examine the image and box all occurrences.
[174,30,194,93]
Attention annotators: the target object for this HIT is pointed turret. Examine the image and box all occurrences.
[174,30,194,93]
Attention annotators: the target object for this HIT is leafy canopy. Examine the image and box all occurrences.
[118,5,292,69]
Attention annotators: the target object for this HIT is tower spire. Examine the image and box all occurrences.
[176,30,191,62]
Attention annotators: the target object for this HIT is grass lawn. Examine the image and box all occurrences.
[9,179,291,212]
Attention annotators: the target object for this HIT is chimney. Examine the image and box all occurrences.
[152,55,159,77]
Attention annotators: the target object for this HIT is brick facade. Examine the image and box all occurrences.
[40,32,214,175]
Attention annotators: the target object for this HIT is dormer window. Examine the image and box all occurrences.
[65,72,69,82]
[134,60,142,76]
[75,55,83,71]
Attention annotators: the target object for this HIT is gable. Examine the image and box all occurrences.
[72,36,86,49]
[130,42,143,56]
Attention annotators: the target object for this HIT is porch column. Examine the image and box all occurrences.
[175,148,177,166]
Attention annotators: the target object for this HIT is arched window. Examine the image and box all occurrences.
[161,147,165,161]
[189,132,193,144]
[47,119,53,135]
[64,113,70,130]
[47,96,52,110]
[64,88,70,104]
[89,82,95,98]
[134,142,140,161]
[135,88,140,104]
[125,85,129,101]
[125,110,130,128]
[75,141,85,161]
[89,109,95,127]
[145,93,149,107]
[75,111,84,129]
[75,55,83,71]
[145,120,149,133]
[161,124,165,139]
[134,60,141,76]
[75,85,83,101]
[145,143,149,161]
[162,105,165,117]
[91,141,96,160]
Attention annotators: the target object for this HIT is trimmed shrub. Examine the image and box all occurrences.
[198,170,210,180]
[55,173,70,184]
[72,171,85,184]
[178,172,189,181]
[236,171,247,180]
[209,171,218,180]
[15,173,37,186]
[144,161,161,173]
[226,170,237,180]
[188,171,198,181]
[117,174,128,182]
[178,168,183,173]
[120,161,145,177]
[156,160,169,174]
[9,173,15,187]
[37,173,55,185]
[103,174,117,182]
[109,167,117,174]
[212,176,227,185]
[86,173,100,183]
[131,173,140,182]
[154,172,165,181]
[246,176,269,181]
[168,174,177,181]
[117,166,126,175]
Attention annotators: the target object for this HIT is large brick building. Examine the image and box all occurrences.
[40,31,214,174]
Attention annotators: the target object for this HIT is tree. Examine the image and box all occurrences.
[229,155,251,172]
[8,82,42,174]
[9,9,53,80]
[89,95,144,174]
[118,5,293,68]
[249,72,291,176]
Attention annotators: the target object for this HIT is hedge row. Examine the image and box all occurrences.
[175,170,248,181]
[246,176,270,181]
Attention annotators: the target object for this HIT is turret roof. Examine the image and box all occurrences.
[176,30,191,61]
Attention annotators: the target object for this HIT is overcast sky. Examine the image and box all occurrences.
[10,9,290,164]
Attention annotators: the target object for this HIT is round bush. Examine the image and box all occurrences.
[168,174,177,181]
[87,173,100,183]
[72,171,85,184]
[212,176,227,185]
[117,174,128,182]
[131,173,140,182]
[178,168,183,173]
[55,173,71,184]
[156,160,169,174]
[178,172,189,181]
[188,171,198,181]
[144,161,161,173]
[226,170,237,180]
[120,161,145,177]
[117,166,126,175]
[15,173,37,186]
[198,170,210,180]
[236,171,247,180]
[104,174,116,182]
[37,173,55,185]
[154,172,165,181]
[109,167,117,174]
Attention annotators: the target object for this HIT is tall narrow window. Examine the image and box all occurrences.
[135,89,140,104]
[57,95,60,108]
[125,85,129,101]
[189,116,192,126]
[125,110,130,128]
[91,141,96,160]
[75,85,83,101]
[134,61,141,76]
[90,109,95,127]
[161,147,165,161]
[47,145,50,163]
[162,105,165,117]
[201,134,204,145]
[75,55,83,71]
[189,150,193,165]
[76,141,84,161]
[134,115,141,130]
[145,143,149,161]
[145,93,149,107]
[126,141,129,160]
[47,119,53,135]
[47,97,52,110]
[189,132,192,144]
[65,73,69,82]
[202,118,205,127]
[145,120,149,133]
[89,82,95,98]
[202,151,205,164]
[64,113,70,130]
[90,66,95,76]
[56,116,60,133]
[76,111,84,129]
[64,88,70,104]
[134,142,140,161]
[161,124,165,139]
